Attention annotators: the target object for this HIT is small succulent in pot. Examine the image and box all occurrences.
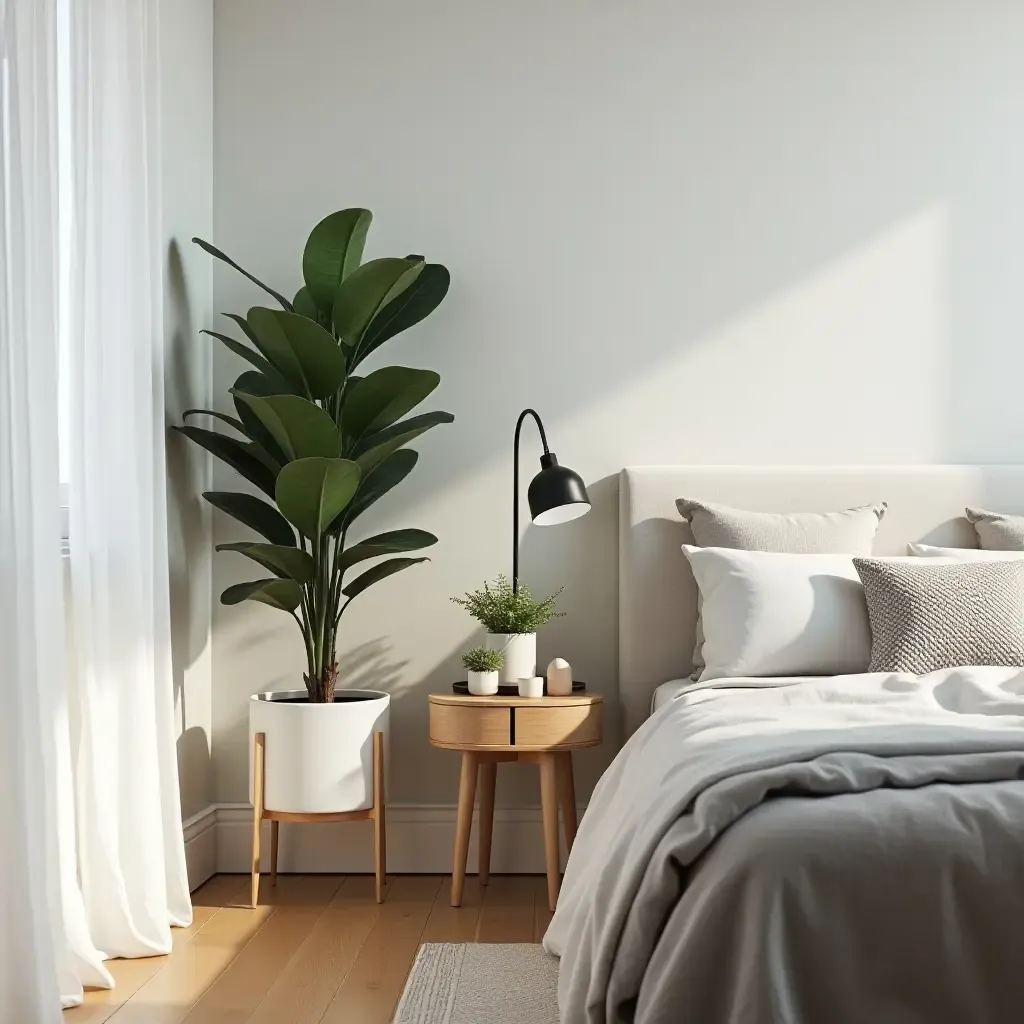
[462,646,504,696]
[462,647,505,673]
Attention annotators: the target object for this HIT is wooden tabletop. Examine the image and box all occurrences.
[429,692,603,708]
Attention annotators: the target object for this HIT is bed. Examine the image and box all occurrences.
[544,466,1024,1024]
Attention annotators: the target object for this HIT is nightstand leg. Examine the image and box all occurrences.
[270,820,279,887]
[538,752,561,912]
[557,751,578,852]
[478,760,497,886]
[451,751,478,907]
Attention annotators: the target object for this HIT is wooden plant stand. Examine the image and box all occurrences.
[250,729,387,908]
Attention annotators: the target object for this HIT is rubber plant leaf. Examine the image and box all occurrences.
[331,257,423,351]
[342,557,429,600]
[192,237,294,311]
[202,491,295,546]
[276,457,361,538]
[247,307,346,399]
[327,448,418,533]
[182,408,246,434]
[302,208,372,315]
[355,263,451,366]
[201,329,279,378]
[232,392,342,461]
[220,578,302,612]
[216,542,315,583]
[174,425,277,497]
[338,529,437,573]
[342,367,440,448]
[353,410,454,474]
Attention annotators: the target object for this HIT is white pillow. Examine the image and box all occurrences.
[908,542,1024,561]
[682,546,872,681]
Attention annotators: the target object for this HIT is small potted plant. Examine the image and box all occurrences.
[452,574,563,684]
[462,647,504,695]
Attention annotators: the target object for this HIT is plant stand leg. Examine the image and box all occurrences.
[556,751,578,853]
[270,820,279,887]
[373,730,386,904]
[478,760,497,887]
[251,732,265,909]
[538,752,560,913]
[451,751,478,907]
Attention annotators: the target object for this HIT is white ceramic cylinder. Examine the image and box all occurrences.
[518,676,544,698]
[488,632,537,684]
[249,689,390,814]
[467,669,499,696]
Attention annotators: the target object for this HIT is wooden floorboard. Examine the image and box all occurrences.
[63,873,544,1024]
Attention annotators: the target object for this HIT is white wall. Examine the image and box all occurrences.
[211,0,1024,821]
[161,0,214,824]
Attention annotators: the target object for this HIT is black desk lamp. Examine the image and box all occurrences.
[512,408,591,593]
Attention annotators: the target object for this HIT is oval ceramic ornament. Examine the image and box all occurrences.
[546,657,572,696]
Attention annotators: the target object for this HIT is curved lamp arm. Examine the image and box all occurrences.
[513,409,549,593]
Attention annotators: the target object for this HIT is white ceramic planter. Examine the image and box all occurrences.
[487,632,537,684]
[249,689,390,814]
[467,669,499,696]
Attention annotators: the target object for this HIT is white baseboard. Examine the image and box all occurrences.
[183,802,582,881]
[183,805,218,890]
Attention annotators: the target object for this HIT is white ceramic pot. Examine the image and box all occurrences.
[249,689,390,814]
[487,632,537,684]
[467,669,499,696]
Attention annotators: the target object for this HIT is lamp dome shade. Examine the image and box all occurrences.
[528,453,591,526]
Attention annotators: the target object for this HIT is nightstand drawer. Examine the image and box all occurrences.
[429,703,511,747]
[515,702,602,748]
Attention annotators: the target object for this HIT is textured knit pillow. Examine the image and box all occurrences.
[676,500,887,676]
[853,558,1024,673]
[965,508,1024,551]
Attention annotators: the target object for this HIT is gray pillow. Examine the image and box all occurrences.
[966,507,1024,551]
[676,500,887,676]
[854,557,1024,674]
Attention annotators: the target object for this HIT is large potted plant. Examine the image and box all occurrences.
[178,208,452,815]
[452,575,562,684]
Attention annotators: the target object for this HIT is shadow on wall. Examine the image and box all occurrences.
[165,238,214,819]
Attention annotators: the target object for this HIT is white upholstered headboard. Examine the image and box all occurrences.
[618,465,1024,736]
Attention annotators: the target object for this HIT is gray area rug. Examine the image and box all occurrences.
[394,943,559,1023]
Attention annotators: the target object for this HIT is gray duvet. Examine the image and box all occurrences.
[542,670,1024,1024]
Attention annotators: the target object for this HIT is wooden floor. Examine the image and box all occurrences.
[63,873,552,1024]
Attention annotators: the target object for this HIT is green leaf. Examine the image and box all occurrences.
[216,542,315,583]
[302,209,372,315]
[203,491,295,546]
[220,578,302,612]
[201,329,279,378]
[355,263,450,366]
[332,258,423,350]
[354,410,454,473]
[276,457,360,538]
[232,392,341,461]
[339,529,437,573]
[247,307,346,399]
[328,448,418,533]
[183,409,246,434]
[342,367,440,446]
[342,557,429,599]
[292,286,319,320]
[174,425,277,496]
[192,237,294,311]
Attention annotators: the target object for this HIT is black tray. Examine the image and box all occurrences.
[452,679,587,696]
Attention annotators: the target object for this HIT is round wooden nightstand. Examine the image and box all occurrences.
[428,692,603,911]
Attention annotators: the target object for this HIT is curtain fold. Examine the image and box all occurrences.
[0,0,110,1012]
[67,0,193,958]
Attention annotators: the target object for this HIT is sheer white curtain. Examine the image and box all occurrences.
[67,0,193,958]
[1,0,109,1012]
